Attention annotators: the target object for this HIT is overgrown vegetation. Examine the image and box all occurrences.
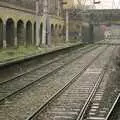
[0,42,81,62]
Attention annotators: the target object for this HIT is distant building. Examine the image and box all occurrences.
[0,0,64,16]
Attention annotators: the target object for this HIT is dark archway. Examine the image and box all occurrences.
[55,24,58,31]
[17,20,24,46]
[59,25,62,36]
[26,21,32,45]
[51,24,54,44]
[40,23,43,44]
[34,22,36,45]
[51,24,54,36]
[0,19,3,48]
[63,25,65,36]
[6,18,15,47]
[59,25,61,30]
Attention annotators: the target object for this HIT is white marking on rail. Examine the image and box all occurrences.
[90,108,97,112]
[87,117,105,120]
[91,106,99,109]
[88,112,96,115]
[85,68,102,74]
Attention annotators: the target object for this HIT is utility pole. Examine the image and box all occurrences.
[42,0,48,45]
[36,0,40,47]
[66,9,69,42]
[57,0,60,16]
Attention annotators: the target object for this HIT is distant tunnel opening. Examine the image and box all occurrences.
[26,21,32,45]
[0,19,3,48]
[17,20,24,46]
[6,18,15,47]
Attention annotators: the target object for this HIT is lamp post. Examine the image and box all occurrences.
[42,0,48,45]
[66,9,69,42]
[62,2,69,42]
[35,0,40,47]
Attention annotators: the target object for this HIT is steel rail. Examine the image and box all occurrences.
[0,45,99,104]
[26,46,108,120]
[76,64,108,120]
[0,45,92,85]
[76,47,115,120]
[105,93,120,120]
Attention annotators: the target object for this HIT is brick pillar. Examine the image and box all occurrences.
[14,23,18,47]
[24,23,26,46]
[32,23,35,45]
[3,22,6,48]
[47,17,51,46]
[35,0,40,47]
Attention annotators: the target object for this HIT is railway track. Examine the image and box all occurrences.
[0,44,88,84]
[81,65,111,120]
[0,45,97,103]
[0,45,108,120]
[105,94,120,120]
[82,47,119,120]
[26,46,115,120]
[0,43,85,83]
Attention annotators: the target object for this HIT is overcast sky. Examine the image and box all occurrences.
[74,0,120,9]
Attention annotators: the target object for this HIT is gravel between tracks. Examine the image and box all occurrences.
[0,45,95,101]
[30,46,115,120]
[0,45,107,120]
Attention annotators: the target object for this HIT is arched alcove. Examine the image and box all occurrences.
[6,18,15,47]
[17,20,24,46]
[26,21,32,45]
[0,19,3,48]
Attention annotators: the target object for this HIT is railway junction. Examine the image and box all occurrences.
[0,0,120,120]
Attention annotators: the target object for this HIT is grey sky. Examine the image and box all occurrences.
[74,0,120,9]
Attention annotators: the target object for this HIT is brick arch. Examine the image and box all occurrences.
[40,22,43,44]
[59,24,62,30]
[6,18,15,47]
[55,24,58,30]
[51,24,54,35]
[34,22,36,45]
[17,20,25,46]
[26,20,32,45]
[0,18,3,48]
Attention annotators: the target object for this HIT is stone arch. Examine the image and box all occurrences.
[51,24,54,35]
[34,22,36,45]
[40,23,43,44]
[59,25,61,30]
[62,25,66,41]
[6,18,15,47]
[26,21,32,45]
[0,18,3,48]
[55,24,58,30]
[17,20,25,46]
[59,25,62,37]
[63,25,65,35]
